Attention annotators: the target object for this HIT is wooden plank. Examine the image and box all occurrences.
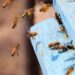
[53,0,75,45]
[30,18,75,75]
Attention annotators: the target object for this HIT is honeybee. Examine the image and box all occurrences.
[22,8,33,18]
[49,42,60,48]
[2,0,14,8]
[27,31,37,39]
[55,13,69,38]
[12,16,19,29]
[39,3,51,12]
[55,13,63,24]
[66,67,74,75]
[11,44,20,56]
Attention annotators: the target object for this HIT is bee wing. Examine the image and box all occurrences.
[40,6,49,12]
[11,48,16,56]
[12,24,16,29]
[28,11,33,16]
[22,12,28,18]
[11,44,19,57]
[2,2,8,8]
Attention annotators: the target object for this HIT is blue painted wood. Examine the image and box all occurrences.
[53,0,75,45]
[30,18,75,75]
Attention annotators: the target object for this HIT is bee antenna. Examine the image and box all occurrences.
[66,40,73,45]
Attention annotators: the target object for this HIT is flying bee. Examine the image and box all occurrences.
[39,3,51,12]
[49,42,60,48]
[66,67,74,75]
[11,44,20,57]
[2,0,14,8]
[12,16,19,29]
[22,8,33,18]
[27,31,37,39]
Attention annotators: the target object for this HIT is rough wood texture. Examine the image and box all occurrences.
[0,0,55,75]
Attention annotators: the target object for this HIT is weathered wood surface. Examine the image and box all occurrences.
[30,18,75,75]
[0,0,55,75]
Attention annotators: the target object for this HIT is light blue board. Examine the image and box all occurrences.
[53,0,75,45]
[30,18,75,75]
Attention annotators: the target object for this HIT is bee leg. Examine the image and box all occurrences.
[12,24,16,29]
[63,48,68,52]
[65,32,69,38]
[59,48,68,53]
[51,47,55,50]
[70,40,73,45]
[58,49,62,53]
[57,31,65,35]
[66,40,73,45]
[11,52,15,57]
[40,9,42,12]
[22,12,28,18]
